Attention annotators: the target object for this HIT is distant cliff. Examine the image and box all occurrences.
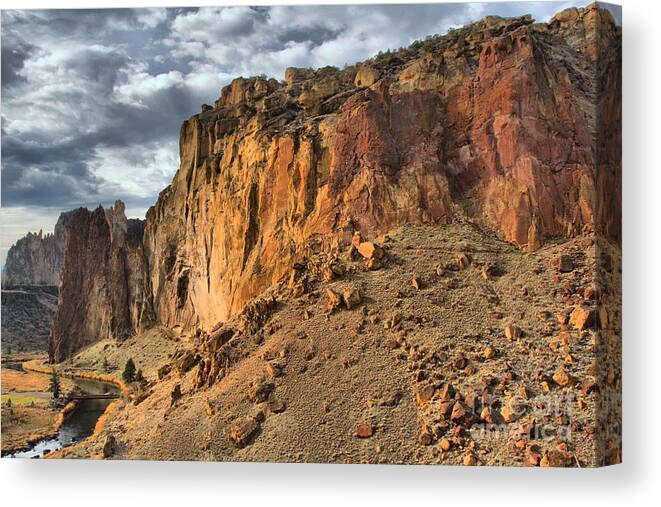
[2,211,74,286]
[49,4,621,360]
[49,202,153,362]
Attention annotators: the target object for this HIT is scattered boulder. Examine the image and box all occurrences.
[553,254,574,273]
[175,350,199,374]
[419,427,434,446]
[343,287,362,309]
[525,444,542,466]
[170,384,182,406]
[455,252,471,270]
[540,446,573,467]
[102,435,116,458]
[356,421,374,438]
[504,324,521,341]
[569,305,597,330]
[439,400,455,419]
[481,263,497,280]
[268,398,287,414]
[357,241,385,263]
[553,367,572,387]
[326,288,342,311]
[265,361,284,378]
[411,276,423,290]
[501,398,526,423]
[439,383,456,401]
[229,416,260,448]
[450,401,476,427]
[248,376,275,403]
[463,453,477,466]
[415,384,436,406]
[482,345,496,360]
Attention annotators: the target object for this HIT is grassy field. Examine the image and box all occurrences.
[1,402,60,453]
[1,363,71,453]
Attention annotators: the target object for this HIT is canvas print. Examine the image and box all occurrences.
[0,2,621,466]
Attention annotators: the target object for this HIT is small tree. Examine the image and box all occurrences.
[102,356,109,372]
[135,369,144,383]
[122,358,136,383]
[49,370,61,399]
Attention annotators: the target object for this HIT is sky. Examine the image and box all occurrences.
[0,1,621,265]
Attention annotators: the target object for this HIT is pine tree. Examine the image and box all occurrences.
[102,356,109,372]
[49,370,61,399]
[122,358,136,383]
[135,369,144,383]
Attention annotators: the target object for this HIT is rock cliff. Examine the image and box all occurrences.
[50,4,621,359]
[2,211,74,286]
[142,4,620,331]
[49,201,153,362]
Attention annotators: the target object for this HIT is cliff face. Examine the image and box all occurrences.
[143,4,620,330]
[49,201,153,362]
[49,4,621,359]
[2,211,74,286]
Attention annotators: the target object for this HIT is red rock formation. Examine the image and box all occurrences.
[142,4,620,332]
[50,4,621,358]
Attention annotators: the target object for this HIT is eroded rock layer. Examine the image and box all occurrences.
[49,4,621,359]
[143,5,620,332]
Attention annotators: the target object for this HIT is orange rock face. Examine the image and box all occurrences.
[50,5,621,358]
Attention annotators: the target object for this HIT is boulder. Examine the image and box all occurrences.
[569,306,597,330]
[343,287,362,309]
[102,435,116,458]
[229,417,260,448]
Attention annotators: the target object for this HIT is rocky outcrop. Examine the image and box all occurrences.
[142,4,620,332]
[49,4,621,358]
[49,201,153,362]
[2,211,74,286]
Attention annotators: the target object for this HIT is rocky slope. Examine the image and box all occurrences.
[65,222,621,466]
[2,211,74,286]
[49,201,153,362]
[1,285,58,353]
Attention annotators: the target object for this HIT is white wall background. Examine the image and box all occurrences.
[1,1,658,506]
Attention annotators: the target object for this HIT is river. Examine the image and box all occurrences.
[5,364,120,459]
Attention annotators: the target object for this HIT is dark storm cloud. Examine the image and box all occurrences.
[0,36,34,90]
[1,2,601,262]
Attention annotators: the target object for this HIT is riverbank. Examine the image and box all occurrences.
[22,359,128,395]
[1,365,79,455]
[1,400,78,456]
[2,357,125,457]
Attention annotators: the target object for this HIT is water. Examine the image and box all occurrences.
[5,373,120,459]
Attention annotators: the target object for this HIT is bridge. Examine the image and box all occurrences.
[67,393,119,401]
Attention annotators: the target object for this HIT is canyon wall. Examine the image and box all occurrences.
[142,4,621,330]
[2,211,74,286]
[50,4,621,359]
[49,202,153,362]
